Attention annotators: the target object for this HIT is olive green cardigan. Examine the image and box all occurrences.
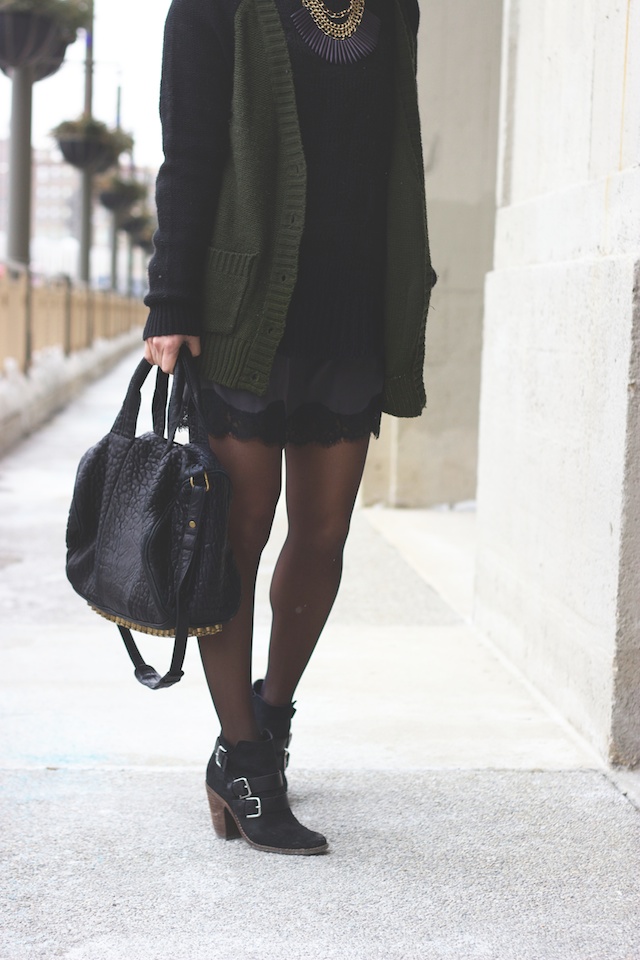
[198,0,435,417]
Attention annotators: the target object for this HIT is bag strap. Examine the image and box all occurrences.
[152,369,170,437]
[167,345,210,442]
[111,357,151,438]
[112,347,203,442]
[116,471,209,689]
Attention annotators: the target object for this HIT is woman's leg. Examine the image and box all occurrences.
[198,436,282,745]
[200,435,328,855]
[261,437,370,707]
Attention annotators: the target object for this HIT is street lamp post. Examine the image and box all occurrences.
[0,5,83,372]
[79,0,94,283]
[1,9,68,266]
[6,62,33,265]
[110,84,121,291]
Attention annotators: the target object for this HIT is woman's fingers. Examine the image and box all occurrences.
[184,335,201,357]
[143,334,201,373]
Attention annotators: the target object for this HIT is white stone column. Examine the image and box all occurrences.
[362,0,503,506]
[475,0,640,763]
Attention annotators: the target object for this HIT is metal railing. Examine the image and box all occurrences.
[0,262,147,376]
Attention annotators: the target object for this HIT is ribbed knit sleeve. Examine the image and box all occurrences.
[143,0,238,339]
[404,0,419,35]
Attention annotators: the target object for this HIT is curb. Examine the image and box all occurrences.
[0,329,143,459]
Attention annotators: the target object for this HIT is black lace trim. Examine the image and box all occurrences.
[288,398,382,445]
[201,390,382,447]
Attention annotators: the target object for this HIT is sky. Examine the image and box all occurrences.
[0,0,172,170]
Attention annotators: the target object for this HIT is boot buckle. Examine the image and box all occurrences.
[232,776,252,799]
[283,748,290,769]
[215,743,228,770]
[245,796,262,818]
[231,777,262,817]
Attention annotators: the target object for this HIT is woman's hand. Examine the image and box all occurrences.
[144,334,201,374]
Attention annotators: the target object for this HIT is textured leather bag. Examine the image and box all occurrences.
[66,347,240,689]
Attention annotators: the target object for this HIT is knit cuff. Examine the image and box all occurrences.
[382,372,426,418]
[142,300,202,340]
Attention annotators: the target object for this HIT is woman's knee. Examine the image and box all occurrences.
[209,438,282,556]
[289,513,352,559]
[231,490,280,556]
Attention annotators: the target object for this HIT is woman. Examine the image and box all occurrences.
[143,0,436,856]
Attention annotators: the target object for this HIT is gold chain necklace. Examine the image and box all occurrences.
[291,0,379,65]
[300,0,366,40]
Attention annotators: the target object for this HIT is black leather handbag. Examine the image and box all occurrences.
[65,347,240,689]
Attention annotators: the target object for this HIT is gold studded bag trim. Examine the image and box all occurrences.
[89,605,223,639]
[292,0,380,64]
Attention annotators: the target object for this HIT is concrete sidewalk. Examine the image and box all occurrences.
[1,350,639,960]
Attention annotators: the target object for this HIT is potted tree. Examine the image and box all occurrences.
[52,117,133,172]
[0,0,89,72]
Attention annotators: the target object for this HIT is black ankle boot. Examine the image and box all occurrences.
[205,733,328,856]
[252,680,295,781]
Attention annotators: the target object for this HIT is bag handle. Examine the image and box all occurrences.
[152,369,170,436]
[167,345,211,442]
[111,357,152,438]
[113,346,208,442]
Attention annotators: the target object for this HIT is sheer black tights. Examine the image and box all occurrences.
[198,436,369,745]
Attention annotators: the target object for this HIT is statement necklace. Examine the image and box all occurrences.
[292,0,380,65]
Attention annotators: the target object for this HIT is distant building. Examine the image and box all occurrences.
[0,137,157,291]
[32,144,79,240]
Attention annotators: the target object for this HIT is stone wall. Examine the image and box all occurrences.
[361,0,503,506]
[474,0,640,763]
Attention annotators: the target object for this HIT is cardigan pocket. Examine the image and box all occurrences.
[202,247,257,334]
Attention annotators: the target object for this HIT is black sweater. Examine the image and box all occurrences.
[144,0,401,360]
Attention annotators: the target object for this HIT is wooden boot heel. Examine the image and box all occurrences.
[207,784,240,840]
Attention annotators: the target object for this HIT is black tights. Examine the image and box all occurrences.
[198,435,369,746]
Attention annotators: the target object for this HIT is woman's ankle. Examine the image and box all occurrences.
[219,718,262,747]
[259,677,294,708]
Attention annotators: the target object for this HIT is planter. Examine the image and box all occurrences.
[0,0,90,36]
[0,33,66,82]
[133,223,155,255]
[135,236,155,256]
[121,213,156,254]
[99,180,147,212]
[0,10,61,70]
[120,214,150,236]
[32,31,66,79]
[57,135,115,172]
[53,121,133,173]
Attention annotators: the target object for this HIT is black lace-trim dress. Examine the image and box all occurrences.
[202,0,395,446]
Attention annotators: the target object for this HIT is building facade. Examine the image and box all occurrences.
[364,0,640,765]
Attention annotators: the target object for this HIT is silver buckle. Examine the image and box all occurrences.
[245,796,262,818]
[215,744,228,769]
[233,777,252,799]
[283,748,290,770]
